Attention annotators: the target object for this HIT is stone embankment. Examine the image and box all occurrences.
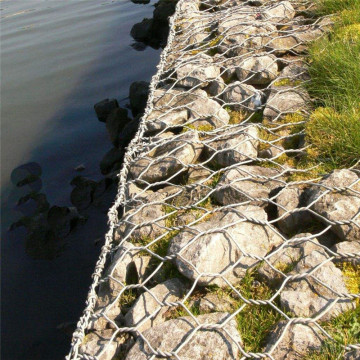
[68,0,360,359]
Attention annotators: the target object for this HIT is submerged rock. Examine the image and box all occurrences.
[106,107,131,147]
[129,81,150,116]
[94,98,119,122]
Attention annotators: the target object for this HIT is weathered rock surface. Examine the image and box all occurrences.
[264,86,310,120]
[213,165,284,207]
[276,186,313,234]
[197,293,234,313]
[332,241,360,265]
[263,1,296,23]
[124,278,187,332]
[278,61,310,82]
[146,108,188,133]
[168,206,283,287]
[280,249,355,321]
[344,349,360,360]
[258,234,322,287]
[125,312,242,360]
[205,125,259,167]
[264,320,323,360]
[307,169,360,242]
[129,131,203,184]
[236,53,278,85]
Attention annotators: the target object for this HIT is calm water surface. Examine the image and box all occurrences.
[1,1,160,359]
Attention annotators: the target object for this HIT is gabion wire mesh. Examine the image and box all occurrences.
[67,0,360,359]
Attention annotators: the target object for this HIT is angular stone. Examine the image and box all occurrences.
[267,34,305,56]
[133,256,152,283]
[222,81,262,111]
[188,167,213,184]
[264,320,323,360]
[258,234,322,287]
[213,165,284,207]
[205,125,259,167]
[258,144,284,159]
[207,78,226,98]
[278,61,310,82]
[236,53,278,85]
[168,206,283,287]
[307,169,360,242]
[146,108,188,133]
[198,293,234,313]
[105,107,131,147]
[100,147,124,175]
[332,241,360,265]
[276,186,313,234]
[94,98,119,123]
[263,87,310,120]
[263,1,296,23]
[280,249,355,321]
[176,54,220,88]
[129,131,203,184]
[129,81,150,116]
[124,278,187,332]
[88,300,122,331]
[125,312,242,360]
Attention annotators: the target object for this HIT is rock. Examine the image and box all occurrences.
[70,176,97,210]
[205,125,259,167]
[47,205,79,238]
[264,320,323,360]
[207,78,226,97]
[94,98,119,122]
[130,18,153,42]
[115,193,166,241]
[88,300,122,331]
[125,312,242,360]
[15,192,49,217]
[275,186,313,235]
[307,170,360,242]
[133,256,152,283]
[213,165,284,207]
[176,54,220,88]
[168,206,283,287]
[263,87,310,120]
[236,53,278,85]
[146,108,188,133]
[222,82,262,112]
[332,241,360,265]
[344,349,360,360]
[153,0,176,23]
[187,167,213,184]
[280,249,355,321]
[267,34,305,56]
[258,144,284,159]
[118,115,141,148]
[129,131,203,184]
[263,1,295,23]
[11,161,42,187]
[129,81,150,116]
[278,61,310,82]
[124,278,187,332]
[258,234,322,287]
[106,107,131,147]
[79,330,125,360]
[198,293,234,313]
[100,148,124,175]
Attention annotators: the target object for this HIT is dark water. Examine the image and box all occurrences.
[1,1,160,359]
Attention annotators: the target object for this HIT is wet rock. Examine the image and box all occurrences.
[213,165,284,207]
[79,330,126,360]
[125,312,242,360]
[307,169,360,242]
[168,206,283,287]
[280,249,355,321]
[100,148,124,175]
[176,54,220,88]
[118,115,141,148]
[47,205,79,238]
[124,278,187,332]
[129,131,203,184]
[205,125,259,167]
[16,193,49,217]
[106,107,131,147]
[222,81,262,112]
[275,186,313,235]
[236,53,278,85]
[11,161,42,189]
[332,241,360,265]
[153,0,176,23]
[258,234,321,287]
[70,176,97,210]
[94,98,119,122]
[131,18,153,42]
[129,81,150,116]
[263,86,310,120]
[264,320,323,360]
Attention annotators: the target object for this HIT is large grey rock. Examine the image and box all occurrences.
[79,330,126,360]
[94,98,119,122]
[263,1,296,23]
[168,206,283,287]
[307,169,360,242]
[276,186,313,234]
[129,81,150,116]
[332,241,360,265]
[280,249,355,321]
[222,82,261,111]
[263,87,310,120]
[176,54,220,88]
[278,61,310,82]
[264,320,323,360]
[213,165,284,207]
[125,312,242,360]
[236,53,278,85]
[205,125,259,167]
[124,278,187,332]
[146,108,188,133]
[258,234,321,287]
[129,131,203,184]
[106,107,131,146]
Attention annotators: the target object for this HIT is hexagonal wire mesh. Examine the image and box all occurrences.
[67,0,360,359]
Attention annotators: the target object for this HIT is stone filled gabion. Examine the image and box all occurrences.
[67,0,359,360]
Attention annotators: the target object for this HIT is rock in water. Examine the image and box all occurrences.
[129,81,150,116]
[105,107,131,147]
[94,98,119,122]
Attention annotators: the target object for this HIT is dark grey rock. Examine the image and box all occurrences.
[94,98,119,122]
[106,107,131,147]
[100,148,124,175]
[129,81,150,116]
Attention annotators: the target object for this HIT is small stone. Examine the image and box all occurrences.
[124,278,187,332]
[129,81,150,116]
[264,320,323,360]
[94,98,119,122]
[213,165,284,207]
[125,312,242,360]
